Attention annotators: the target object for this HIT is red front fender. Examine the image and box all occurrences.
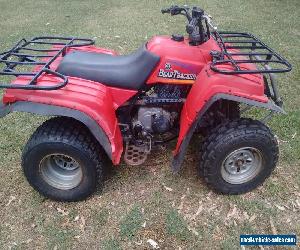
[172,65,272,172]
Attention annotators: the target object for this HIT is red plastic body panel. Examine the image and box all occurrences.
[146,36,267,155]
[147,36,220,85]
[2,35,269,165]
[174,65,267,154]
[2,45,137,165]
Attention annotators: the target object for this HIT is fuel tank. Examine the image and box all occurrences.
[146,35,220,85]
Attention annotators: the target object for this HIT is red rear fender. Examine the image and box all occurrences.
[3,77,137,165]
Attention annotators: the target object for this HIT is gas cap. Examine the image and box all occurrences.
[172,34,184,42]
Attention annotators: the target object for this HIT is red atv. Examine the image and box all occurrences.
[0,6,292,201]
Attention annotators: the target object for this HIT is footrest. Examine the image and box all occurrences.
[124,142,149,166]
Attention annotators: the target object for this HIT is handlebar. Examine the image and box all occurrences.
[161,8,169,14]
[161,5,192,21]
[161,5,217,45]
[161,5,186,14]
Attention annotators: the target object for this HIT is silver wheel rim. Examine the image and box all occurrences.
[221,147,263,184]
[39,154,83,190]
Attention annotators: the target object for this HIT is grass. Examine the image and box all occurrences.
[91,208,109,229]
[165,209,191,241]
[102,238,122,250]
[119,205,144,240]
[0,0,299,249]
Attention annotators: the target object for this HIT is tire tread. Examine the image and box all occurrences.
[199,118,278,194]
[22,117,107,201]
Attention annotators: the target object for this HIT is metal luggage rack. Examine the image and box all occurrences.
[210,31,292,75]
[0,36,94,90]
[210,31,292,108]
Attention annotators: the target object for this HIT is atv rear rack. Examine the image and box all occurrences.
[210,31,292,75]
[0,37,94,90]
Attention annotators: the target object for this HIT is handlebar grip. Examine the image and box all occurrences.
[161,6,182,15]
[161,8,170,14]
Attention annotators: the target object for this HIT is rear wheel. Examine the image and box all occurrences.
[22,117,108,201]
[199,118,278,194]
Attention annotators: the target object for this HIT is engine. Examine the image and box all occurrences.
[134,107,175,135]
[131,85,189,139]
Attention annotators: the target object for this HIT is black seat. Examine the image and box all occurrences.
[56,46,160,90]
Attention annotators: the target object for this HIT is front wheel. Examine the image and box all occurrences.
[22,117,108,201]
[199,118,278,194]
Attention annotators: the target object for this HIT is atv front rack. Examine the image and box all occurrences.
[211,31,292,107]
[211,31,292,74]
[0,37,94,90]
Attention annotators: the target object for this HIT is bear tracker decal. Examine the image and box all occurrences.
[158,69,196,80]
[157,63,197,84]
